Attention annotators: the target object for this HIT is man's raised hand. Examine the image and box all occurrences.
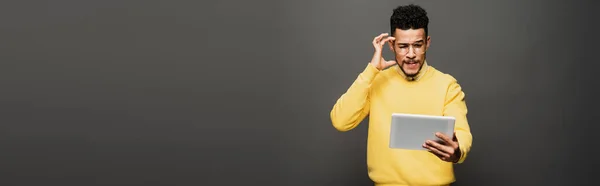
[370,33,396,70]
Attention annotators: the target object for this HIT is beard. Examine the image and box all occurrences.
[397,59,423,77]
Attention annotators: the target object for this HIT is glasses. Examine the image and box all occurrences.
[394,43,426,55]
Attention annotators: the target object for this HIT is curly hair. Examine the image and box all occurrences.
[390,4,429,36]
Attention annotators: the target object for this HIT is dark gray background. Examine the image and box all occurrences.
[1,0,598,185]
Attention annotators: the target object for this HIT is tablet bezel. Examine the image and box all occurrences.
[389,113,456,150]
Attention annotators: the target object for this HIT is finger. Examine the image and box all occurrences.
[423,143,450,159]
[373,33,385,44]
[435,132,454,145]
[373,33,389,44]
[426,140,454,154]
[377,33,389,40]
[384,36,395,43]
[383,60,397,68]
[380,37,395,46]
[427,149,445,159]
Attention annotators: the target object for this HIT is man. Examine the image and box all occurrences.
[330,4,473,186]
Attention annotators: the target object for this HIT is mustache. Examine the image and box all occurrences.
[402,59,419,64]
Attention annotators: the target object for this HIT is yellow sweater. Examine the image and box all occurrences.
[330,62,473,186]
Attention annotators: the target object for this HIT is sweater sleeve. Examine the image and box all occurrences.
[443,78,473,164]
[330,63,380,132]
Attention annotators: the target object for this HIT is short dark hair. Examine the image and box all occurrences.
[390,4,429,36]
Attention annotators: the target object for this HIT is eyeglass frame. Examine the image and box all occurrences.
[390,40,428,55]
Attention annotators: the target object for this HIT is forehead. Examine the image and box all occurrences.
[393,28,426,43]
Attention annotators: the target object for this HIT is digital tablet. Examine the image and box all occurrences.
[389,113,455,150]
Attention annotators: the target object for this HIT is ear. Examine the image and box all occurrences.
[425,35,431,50]
[388,39,394,51]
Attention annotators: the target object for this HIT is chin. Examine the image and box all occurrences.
[404,72,418,77]
[401,65,421,75]
[400,69,418,76]
[406,72,418,76]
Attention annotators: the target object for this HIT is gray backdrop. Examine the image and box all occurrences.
[1,0,598,185]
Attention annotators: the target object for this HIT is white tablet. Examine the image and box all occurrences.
[389,113,455,150]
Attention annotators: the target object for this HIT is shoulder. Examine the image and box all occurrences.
[428,66,466,96]
[427,67,468,103]
[429,66,460,85]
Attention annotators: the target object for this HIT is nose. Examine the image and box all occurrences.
[405,47,416,59]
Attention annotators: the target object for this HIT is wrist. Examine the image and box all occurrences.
[368,62,379,70]
[370,51,382,70]
[452,146,462,163]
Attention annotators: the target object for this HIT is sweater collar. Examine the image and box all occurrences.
[396,60,429,81]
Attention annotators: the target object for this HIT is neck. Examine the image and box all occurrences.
[396,60,429,81]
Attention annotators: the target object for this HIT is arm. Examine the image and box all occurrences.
[330,33,396,132]
[330,63,380,131]
[443,79,473,164]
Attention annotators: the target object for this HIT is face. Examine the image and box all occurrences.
[388,28,430,77]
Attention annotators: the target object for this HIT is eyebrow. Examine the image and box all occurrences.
[396,40,424,45]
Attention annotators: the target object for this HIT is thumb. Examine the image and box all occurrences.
[384,60,397,67]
